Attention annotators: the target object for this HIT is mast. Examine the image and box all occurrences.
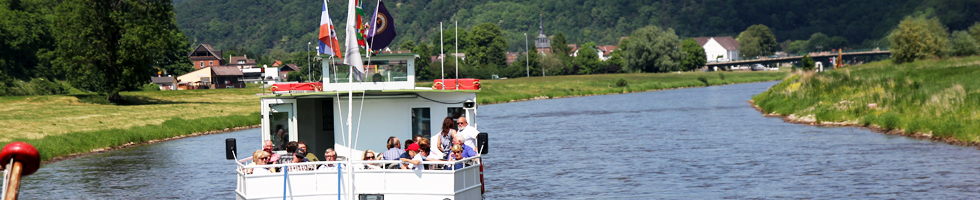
[440,22,444,89]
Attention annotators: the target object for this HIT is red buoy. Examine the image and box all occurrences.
[0,142,40,176]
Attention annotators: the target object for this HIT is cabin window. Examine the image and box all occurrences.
[448,107,464,125]
[412,108,430,139]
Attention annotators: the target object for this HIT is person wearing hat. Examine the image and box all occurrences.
[399,143,425,170]
[287,147,314,171]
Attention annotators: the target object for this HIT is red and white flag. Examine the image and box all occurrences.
[318,0,342,59]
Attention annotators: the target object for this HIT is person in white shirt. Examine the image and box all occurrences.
[456,116,480,153]
[318,148,339,171]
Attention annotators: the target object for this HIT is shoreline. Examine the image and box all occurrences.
[748,100,980,149]
[41,125,260,165]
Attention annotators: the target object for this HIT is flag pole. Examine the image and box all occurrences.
[453,21,459,90]
[440,22,444,90]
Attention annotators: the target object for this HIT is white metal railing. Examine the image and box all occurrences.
[235,156,482,199]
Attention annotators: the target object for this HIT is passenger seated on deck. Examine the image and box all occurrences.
[263,140,280,165]
[446,145,467,170]
[247,150,272,175]
[276,142,299,171]
[288,148,315,171]
[318,148,340,171]
[361,150,381,169]
[400,144,424,170]
[297,141,319,162]
[380,137,404,161]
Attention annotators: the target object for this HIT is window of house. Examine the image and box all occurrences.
[239,60,245,64]
[200,61,204,67]
[412,108,431,139]
[209,61,213,66]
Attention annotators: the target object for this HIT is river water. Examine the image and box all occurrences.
[15,81,980,199]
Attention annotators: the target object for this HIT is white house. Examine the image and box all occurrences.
[695,37,739,62]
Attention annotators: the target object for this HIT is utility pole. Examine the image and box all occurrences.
[524,32,529,77]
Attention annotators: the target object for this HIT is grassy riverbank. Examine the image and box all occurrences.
[752,56,980,143]
[420,71,788,104]
[0,86,263,161]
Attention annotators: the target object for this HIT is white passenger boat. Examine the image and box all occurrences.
[230,53,487,200]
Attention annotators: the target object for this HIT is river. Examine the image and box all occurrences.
[15,81,980,199]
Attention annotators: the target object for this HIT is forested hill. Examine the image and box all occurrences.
[174,0,980,54]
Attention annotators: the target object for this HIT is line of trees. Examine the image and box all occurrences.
[0,0,191,100]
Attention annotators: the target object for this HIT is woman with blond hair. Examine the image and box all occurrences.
[247,150,273,174]
[361,150,381,169]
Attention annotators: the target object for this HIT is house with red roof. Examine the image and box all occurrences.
[695,37,740,62]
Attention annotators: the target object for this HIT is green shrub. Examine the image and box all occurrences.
[697,75,709,86]
[614,77,628,87]
[142,83,160,91]
[879,113,901,130]
[719,72,725,80]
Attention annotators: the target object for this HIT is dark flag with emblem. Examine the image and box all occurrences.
[366,1,396,51]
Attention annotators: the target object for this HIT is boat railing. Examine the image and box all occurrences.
[235,156,483,199]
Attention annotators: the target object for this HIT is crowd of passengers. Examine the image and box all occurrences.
[242,116,480,174]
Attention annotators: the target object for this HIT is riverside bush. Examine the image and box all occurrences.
[697,75,709,86]
[615,77,628,87]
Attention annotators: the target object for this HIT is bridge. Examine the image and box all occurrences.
[706,48,891,68]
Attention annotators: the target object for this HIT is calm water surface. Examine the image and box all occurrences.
[16,81,980,199]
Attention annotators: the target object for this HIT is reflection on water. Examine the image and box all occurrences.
[481,81,980,199]
[15,81,980,199]
[19,129,260,199]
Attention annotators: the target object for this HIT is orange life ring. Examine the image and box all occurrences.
[432,82,444,90]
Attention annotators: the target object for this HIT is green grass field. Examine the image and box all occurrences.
[439,71,788,104]
[1,71,786,162]
[752,56,980,142]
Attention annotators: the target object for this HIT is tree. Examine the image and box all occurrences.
[604,50,624,73]
[737,24,777,58]
[0,0,56,80]
[969,22,980,45]
[51,0,190,102]
[949,30,980,57]
[413,42,436,81]
[785,40,808,54]
[505,49,541,77]
[888,15,948,63]
[399,40,415,51]
[286,71,303,82]
[805,33,830,52]
[573,42,602,74]
[801,55,815,71]
[680,38,706,71]
[550,32,572,57]
[623,25,683,73]
[466,23,508,67]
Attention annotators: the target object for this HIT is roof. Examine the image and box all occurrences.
[596,45,617,56]
[229,55,256,65]
[695,36,739,51]
[188,44,224,60]
[211,66,244,76]
[151,76,175,84]
[272,60,282,67]
[282,64,300,72]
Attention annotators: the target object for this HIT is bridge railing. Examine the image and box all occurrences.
[710,48,890,64]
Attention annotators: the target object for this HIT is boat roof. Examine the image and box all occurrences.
[258,88,479,99]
